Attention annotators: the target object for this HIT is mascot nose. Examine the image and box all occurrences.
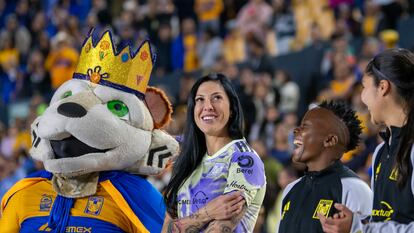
[57,102,87,118]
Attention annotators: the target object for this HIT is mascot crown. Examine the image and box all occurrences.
[73,29,154,99]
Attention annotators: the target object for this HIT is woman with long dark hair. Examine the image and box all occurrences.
[319,48,414,232]
[162,74,266,232]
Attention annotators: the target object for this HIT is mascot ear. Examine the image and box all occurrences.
[145,86,173,129]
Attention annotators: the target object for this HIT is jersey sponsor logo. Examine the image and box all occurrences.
[236,167,253,174]
[177,191,209,207]
[39,223,92,233]
[193,191,209,208]
[40,194,53,211]
[237,155,254,168]
[225,180,251,193]
[84,196,104,215]
[281,201,290,220]
[372,201,394,221]
[312,199,333,219]
[65,226,92,233]
[389,167,398,181]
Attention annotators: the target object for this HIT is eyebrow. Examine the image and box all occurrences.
[196,92,224,97]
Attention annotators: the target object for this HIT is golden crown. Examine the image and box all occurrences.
[73,30,154,99]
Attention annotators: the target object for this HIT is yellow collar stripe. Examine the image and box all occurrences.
[100,180,149,233]
[1,177,47,213]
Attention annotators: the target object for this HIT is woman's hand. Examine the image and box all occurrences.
[318,203,353,233]
[203,191,246,221]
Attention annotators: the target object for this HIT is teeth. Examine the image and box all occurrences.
[293,139,303,146]
[202,116,216,120]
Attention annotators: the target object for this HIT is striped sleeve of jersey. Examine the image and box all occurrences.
[224,141,266,206]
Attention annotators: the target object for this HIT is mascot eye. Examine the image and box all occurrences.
[61,91,72,99]
[107,100,129,118]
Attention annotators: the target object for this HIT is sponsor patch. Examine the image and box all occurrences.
[372,201,394,221]
[237,155,254,168]
[313,199,333,219]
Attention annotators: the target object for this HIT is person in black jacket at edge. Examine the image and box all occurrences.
[278,100,372,233]
[319,49,414,233]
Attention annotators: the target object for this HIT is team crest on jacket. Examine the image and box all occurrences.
[312,199,333,219]
[84,196,104,215]
[39,194,53,211]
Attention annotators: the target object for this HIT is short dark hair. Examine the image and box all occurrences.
[164,73,244,216]
[319,100,362,152]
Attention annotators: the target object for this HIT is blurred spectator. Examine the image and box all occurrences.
[222,21,246,64]
[25,49,51,97]
[197,27,223,69]
[0,123,17,159]
[321,31,355,77]
[0,40,24,104]
[0,34,19,67]
[250,105,281,149]
[379,29,399,49]
[374,0,403,30]
[251,76,278,128]
[236,0,273,39]
[246,34,274,75]
[362,0,382,37]
[359,37,381,58]
[194,0,223,34]
[318,52,358,100]
[270,0,296,55]
[171,17,199,72]
[141,0,175,41]
[0,14,31,58]
[335,2,362,37]
[273,70,300,113]
[153,22,174,76]
[270,122,292,166]
[45,31,78,90]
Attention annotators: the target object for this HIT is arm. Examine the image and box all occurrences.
[319,205,414,233]
[162,210,210,233]
[0,191,21,232]
[162,191,245,233]
[341,177,373,217]
[204,204,247,233]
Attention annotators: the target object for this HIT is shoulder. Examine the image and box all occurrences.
[230,141,264,171]
[100,171,159,194]
[340,177,372,195]
[281,177,303,201]
[1,174,52,211]
[340,177,373,214]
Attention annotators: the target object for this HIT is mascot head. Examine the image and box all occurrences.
[29,30,179,185]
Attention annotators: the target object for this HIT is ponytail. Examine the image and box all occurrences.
[396,93,414,188]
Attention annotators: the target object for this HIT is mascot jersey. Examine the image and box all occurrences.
[0,170,165,233]
[176,139,266,232]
